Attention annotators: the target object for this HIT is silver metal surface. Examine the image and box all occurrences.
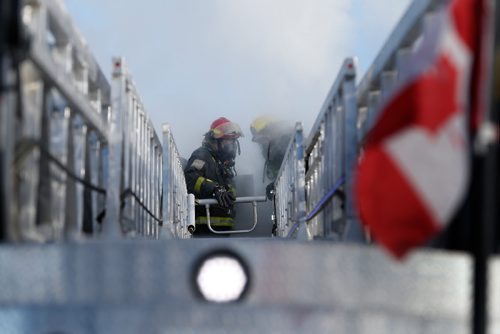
[1,1,498,332]
[2,0,110,241]
[104,58,125,237]
[106,58,162,238]
[356,0,448,137]
[0,57,17,230]
[162,123,191,239]
[274,123,307,238]
[2,0,163,241]
[302,58,359,241]
[0,241,497,333]
[24,0,109,138]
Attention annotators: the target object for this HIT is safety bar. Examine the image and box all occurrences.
[196,196,267,234]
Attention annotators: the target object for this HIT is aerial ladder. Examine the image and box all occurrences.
[0,0,499,333]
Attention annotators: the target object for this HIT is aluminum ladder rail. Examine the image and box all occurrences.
[0,0,110,241]
[353,0,450,241]
[105,58,163,239]
[356,0,448,137]
[274,0,450,242]
[273,122,307,238]
[162,124,192,239]
[303,58,360,241]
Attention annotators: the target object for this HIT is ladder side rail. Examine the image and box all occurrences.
[274,129,296,237]
[303,59,355,240]
[304,123,323,238]
[46,93,70,239]
[161,126,174,238]
[85,130,104,234]
[356,0,447,137]
[24,0,109,137]
[156,144,162,237]
[147,127,154,238]
[152,143,158,237]
[0,0,21,241]
[335,97,345,237]
[293,124,307,240]
[104,58,126,238]
[149,127,158,237]
[11,2,48,241]
[0,62,12,239]
[65,115,87,238]
[42,0,109,240]
[67,39,95,238]
[147,131,153,236]
[137,110,144,234]
[130,97,138,234]
[162,124,191,239]
[274,122,306,238]
[341,61,365,242]
[107,58,163,238]
[7,0,110,241]
[145,119,151,235]
[139,111,145,234]
[120,87,133,233]
[353,1,448,244]
[323,95,343,239]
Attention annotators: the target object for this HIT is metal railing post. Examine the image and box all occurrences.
[302,58,356,240]
[107,58,163,239]
[162,123,190,239]
[274,123,306,238]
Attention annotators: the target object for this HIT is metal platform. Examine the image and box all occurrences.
[0,240,498,333]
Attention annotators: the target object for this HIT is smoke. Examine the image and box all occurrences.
[65,0,411,183]
[154,0,355,160]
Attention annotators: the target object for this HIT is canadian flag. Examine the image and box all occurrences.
[355,0,490,259]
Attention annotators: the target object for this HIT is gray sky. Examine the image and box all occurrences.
[65,0,411,177]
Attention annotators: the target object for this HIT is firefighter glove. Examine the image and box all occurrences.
[213,187,236,208]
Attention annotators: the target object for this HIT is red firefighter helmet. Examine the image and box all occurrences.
[209,117,244,139]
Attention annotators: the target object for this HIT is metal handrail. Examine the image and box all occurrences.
[197,196,267,234]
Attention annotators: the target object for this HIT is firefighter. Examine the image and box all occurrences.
[250,116,294,200]
[184,117,243,237]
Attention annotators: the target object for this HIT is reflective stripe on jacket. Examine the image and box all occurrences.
[195,216,234,227]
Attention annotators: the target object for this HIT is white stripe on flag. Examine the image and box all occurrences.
[384,114,469,224]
